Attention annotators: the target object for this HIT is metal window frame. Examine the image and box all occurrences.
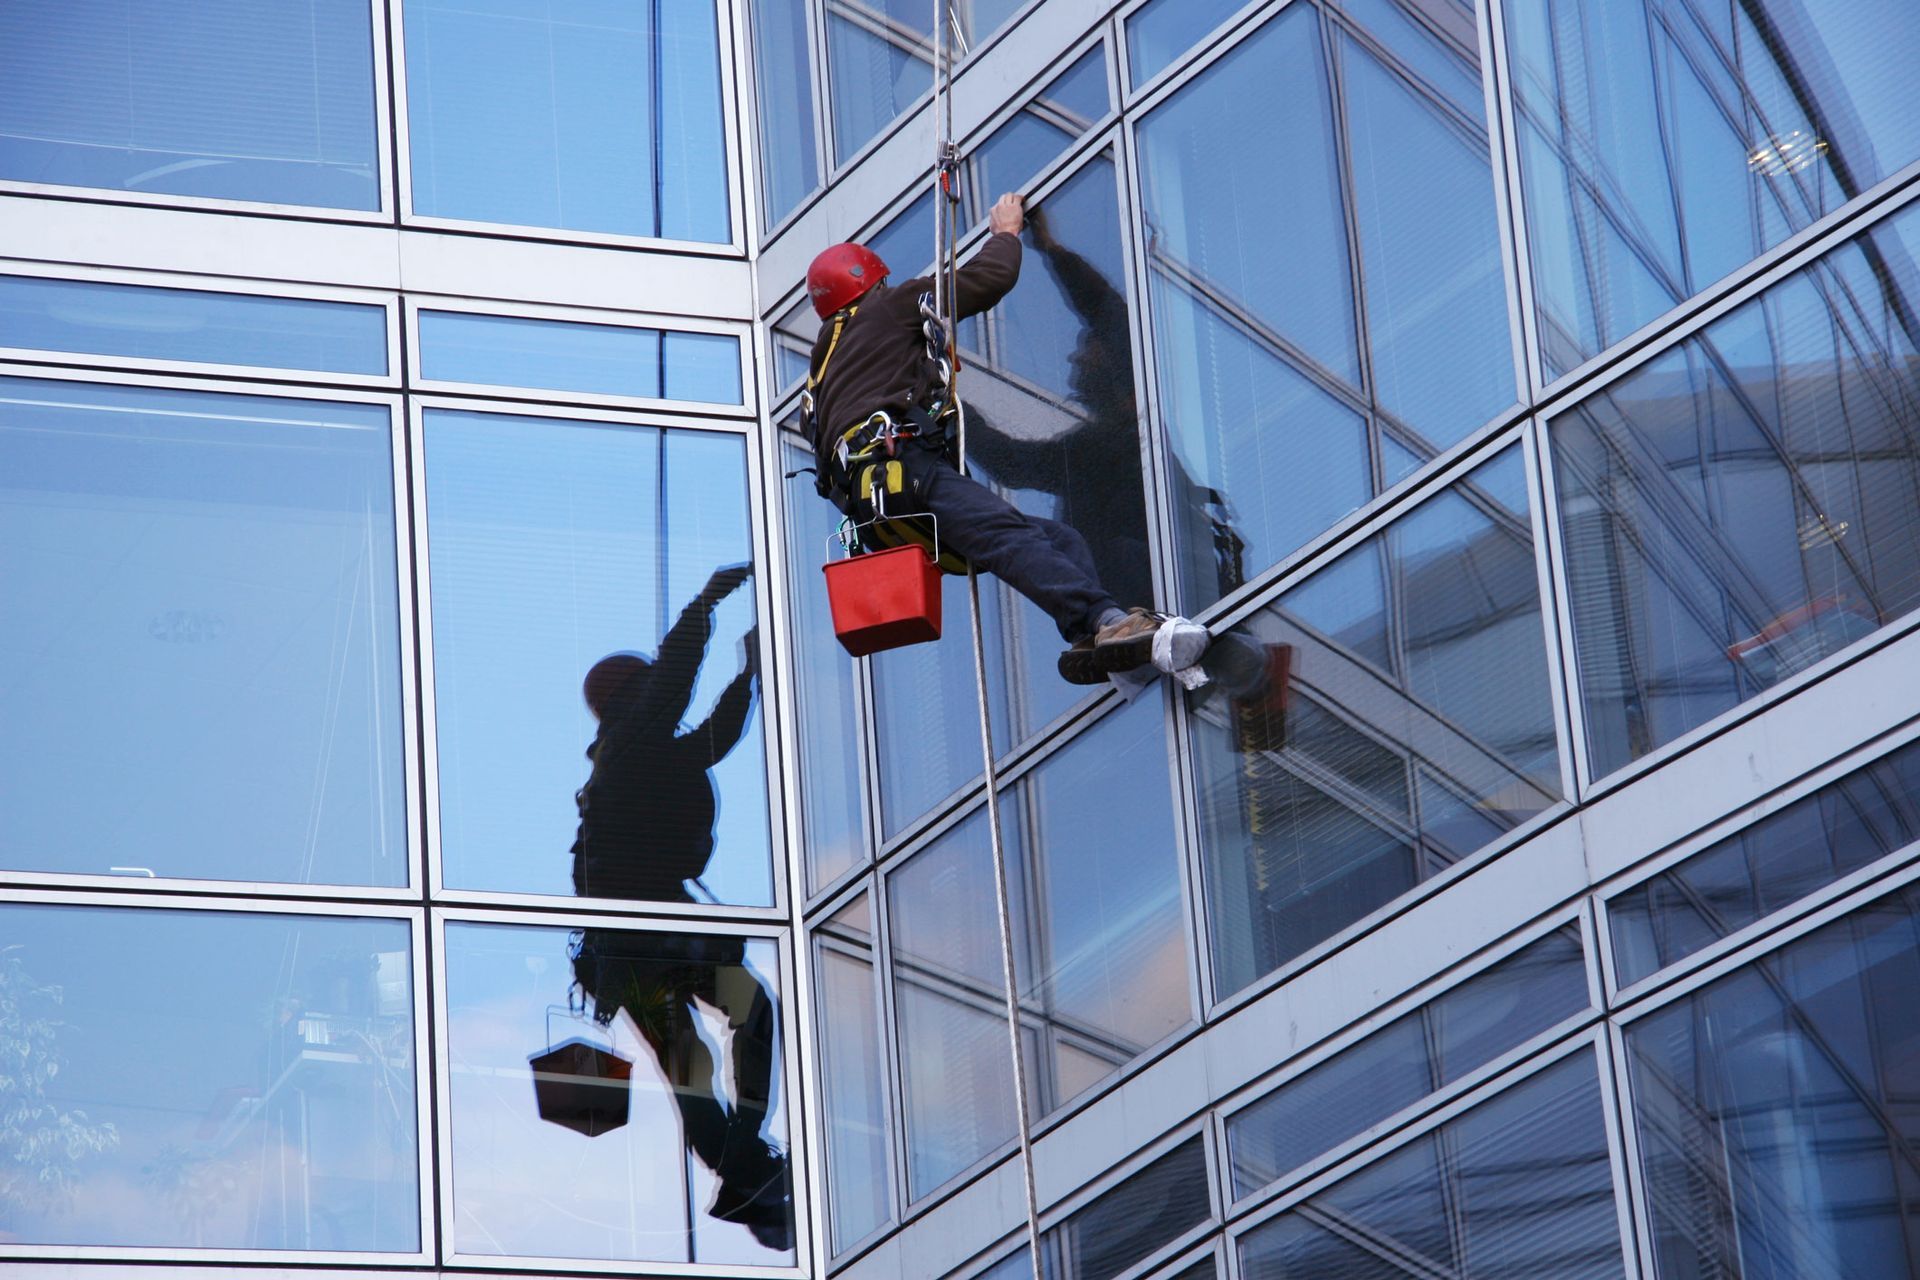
[1115,0,1271,107]
[0,259,402,388]
[1217,908,1596,1218]
[0,0,399,223]
[0,363,424,902]
[1220,1030,1631,1265]
[386,0,748,256]
[403,296,755,416]
[428,904,807,1275]
[1593,714,1920,1005]
[408,393,784,920]
[0,889,435,1267]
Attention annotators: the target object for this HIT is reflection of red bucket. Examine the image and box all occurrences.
[1232,643,1293,754]
[823,544,943,656]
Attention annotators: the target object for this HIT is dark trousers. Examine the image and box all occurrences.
[912,448,1121,642]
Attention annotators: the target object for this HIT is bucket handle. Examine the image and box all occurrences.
[827,513,940,565]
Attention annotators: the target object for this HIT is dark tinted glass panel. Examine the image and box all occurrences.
[418,311,742,403]
[1057,1138,1210,1280]
[868,189,938,280]
[403,0,727,241]
[753,0,819,229]
[1508,0,1920,378]
[1229,926,1589,1196]
[814,896,892,1253]
[0,905,418,1251]
[1191,448,1562,996]
[783,439,865,891]
[0,379,406,886]
[1138,0,1516,611]
[0,0,378,210]
[1126,0,1246,87]
[958,46,1109,228]
[1626,885,1920,1279]
[1612,738,1920,987]
[444,922,793,1265]
[873,155,1150,837]
[1551,204,1920,780]
[890,695,1187,1197]
[0,276,387,374]
[424,411,769,902]
[1239,1052,1624,1279]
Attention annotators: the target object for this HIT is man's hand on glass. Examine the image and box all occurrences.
[990,192,1025,237]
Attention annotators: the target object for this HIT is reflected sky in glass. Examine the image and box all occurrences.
[444,921,792,1267]
[403,0,727,240]
[0,904,418,1251]
[753,0,819,229]
[418,311,741,404]
[813,896,892,1253]
[889,695,1186,1198]
[1551,204,1920,780]
[425,410,769,902]
[0,276,388,374]
[0,0,379,209]
[1126,0,1245,87]
[1191,447,1562,997]
[1138,0,1516,612]
[0,379,408,887]
[1508,0,1920,378]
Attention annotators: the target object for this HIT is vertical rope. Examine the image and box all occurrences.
[932,2,1045,1271]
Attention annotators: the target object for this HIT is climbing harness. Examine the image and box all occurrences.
[927,1,1045,1271]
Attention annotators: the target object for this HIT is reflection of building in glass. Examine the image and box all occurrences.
[5,0,1920,1277]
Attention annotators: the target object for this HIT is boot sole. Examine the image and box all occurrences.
[1093,634,1156,673]
[1057,647,1106,685]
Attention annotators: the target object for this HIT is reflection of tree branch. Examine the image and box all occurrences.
[0,947,119,1214]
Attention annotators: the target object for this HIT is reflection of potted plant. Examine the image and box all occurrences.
[0,945,119,1226]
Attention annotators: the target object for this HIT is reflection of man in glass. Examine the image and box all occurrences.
[568,564,790,1248]
[965,203,1246,606]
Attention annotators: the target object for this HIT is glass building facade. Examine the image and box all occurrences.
[3,1,1919,1278]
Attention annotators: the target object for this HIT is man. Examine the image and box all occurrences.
[569,564,791,1249]
[803,192,1208,685]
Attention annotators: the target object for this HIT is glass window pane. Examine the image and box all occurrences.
[417,311,742,404]
[444,921,794,1265]
[1192,447,1563,997]
[0,379,407,886]
[1058,1138,1210,1280]
[871,155,1150,838]
[1507,0,1920,378]
[1229,926,1590,1197]
[783,438,866,892]
[1551,203,1920,781]
[826,0,1025,166]
[814,895,892,1253]
[752,0,819,229]
[770,296,820,397]
[1238,1052,1625,1280]
[0,276,387,375]
[1138,0,1517,611]
[890,696,1188,1198]
[868,189,938,280]
[0,904,418,1251]
[402,0,728,242]
[1625,884,1920,1279]
[959,45,1110,228]
[0,0,379,210]
[1126,0,1245,87]
[1611,738,1920,987]
[424,410,770,902]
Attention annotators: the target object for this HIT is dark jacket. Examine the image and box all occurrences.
[806,231,1023,459]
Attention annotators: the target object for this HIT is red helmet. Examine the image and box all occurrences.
[807,243,888,317]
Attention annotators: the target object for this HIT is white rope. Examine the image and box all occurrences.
[932,2,1046,1271]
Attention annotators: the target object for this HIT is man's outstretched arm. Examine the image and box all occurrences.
[952,194,1027,320]
[685,630,759,768]
[642,563,751,733]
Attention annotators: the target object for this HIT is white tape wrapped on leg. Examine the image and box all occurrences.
[1152,617,1211,688]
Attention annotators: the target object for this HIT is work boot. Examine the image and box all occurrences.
[1057,636,1104,686]
[1091,607,1166,673]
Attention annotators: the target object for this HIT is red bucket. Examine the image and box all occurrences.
[823,543,943,656]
